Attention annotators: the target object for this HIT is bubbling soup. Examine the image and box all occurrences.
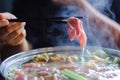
[6,49,120,80]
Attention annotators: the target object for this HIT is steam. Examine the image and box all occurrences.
[87,0,115,19]
[50,0,118,49]
[85,0,118,49]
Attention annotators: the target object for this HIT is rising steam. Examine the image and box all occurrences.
[87,0,115,19]
[51,0,118,49]
[85,0,118,49]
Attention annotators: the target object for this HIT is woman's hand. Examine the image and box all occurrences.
[0,13,31,61]
[0,12,26,46]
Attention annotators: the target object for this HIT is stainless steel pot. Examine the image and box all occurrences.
[0,46,120,80]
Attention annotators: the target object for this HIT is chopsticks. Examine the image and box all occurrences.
[8,16,83,23]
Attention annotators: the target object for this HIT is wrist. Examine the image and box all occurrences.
[1,39,31,48]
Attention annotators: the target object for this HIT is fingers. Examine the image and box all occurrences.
[0,19,9,27]
[4,26,24,41]
[0,12,26,46]
[0,13,5,19]
[0,22,25,39]
[6,29,26,46]
[0,22,26,46]
[0,12,16,28]
[0,12,16,19]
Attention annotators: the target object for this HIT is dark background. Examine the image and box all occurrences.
[0,0,14,12]
[0,0,13,79]
[0,0,120,80]
[0,0,13,12]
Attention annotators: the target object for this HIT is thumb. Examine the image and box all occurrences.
[0,12,17,20]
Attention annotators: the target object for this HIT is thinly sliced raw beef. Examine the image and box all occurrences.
[67,17,87,47]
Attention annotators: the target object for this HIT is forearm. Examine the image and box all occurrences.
[89,10,120,48]
[0,39,32,61]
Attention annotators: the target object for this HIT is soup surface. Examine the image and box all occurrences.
[7,50,120,80]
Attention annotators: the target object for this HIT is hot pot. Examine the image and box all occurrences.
[0,46,120,80]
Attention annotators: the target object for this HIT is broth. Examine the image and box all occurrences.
[7,50,120,80]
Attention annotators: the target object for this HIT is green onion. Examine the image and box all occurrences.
[63,76,69,80]
[43,53,49,61]
[93,50,108,58]
[61,69,88,80]
[113,57,119,64]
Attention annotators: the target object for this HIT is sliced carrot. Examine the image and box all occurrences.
[59,65,77,70]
